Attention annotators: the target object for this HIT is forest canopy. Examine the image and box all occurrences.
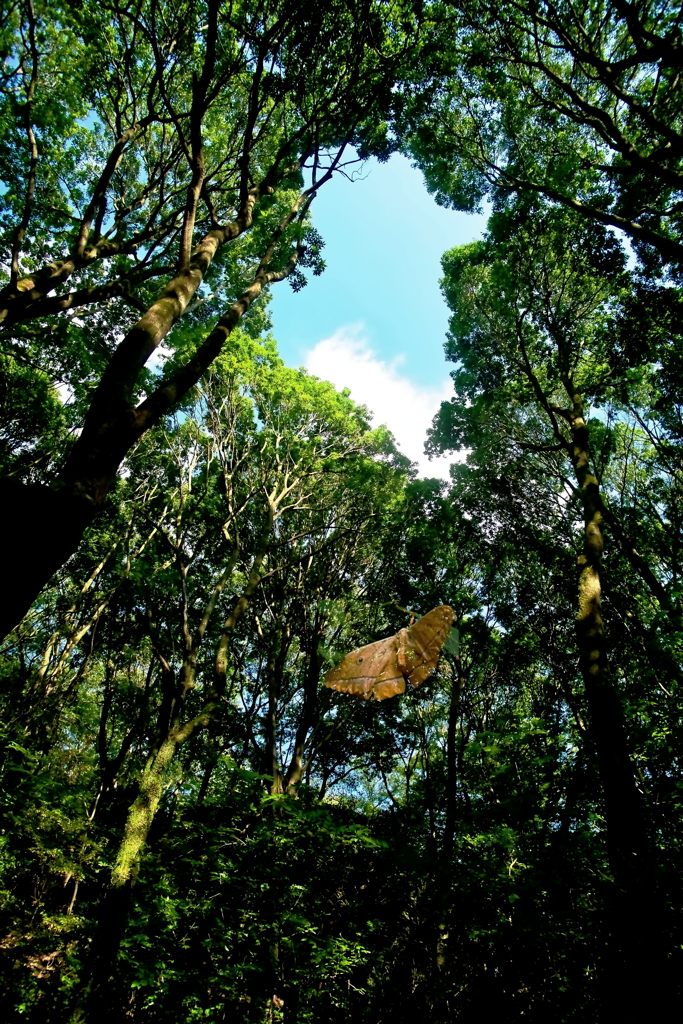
[0,2,681,1023]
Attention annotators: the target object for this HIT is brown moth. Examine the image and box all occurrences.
[324,605,455,700]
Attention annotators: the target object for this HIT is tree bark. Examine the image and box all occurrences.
[0,480,94,642]
[285,617,326,793]
[0,217,299,641]
[112,512,271,886]
[263,620,291,797]
[443,645,465,860]
[568,399,664,1022]
[68,880,135,1024]
[68,527,271,1018]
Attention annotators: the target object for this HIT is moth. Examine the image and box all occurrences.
[324,605,455,701]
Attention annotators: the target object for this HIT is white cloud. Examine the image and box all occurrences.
[304,326,461,480]
[147,341,173,374]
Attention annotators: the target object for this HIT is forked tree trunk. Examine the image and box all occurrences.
[0,191,306,643]
[69,525,271,1018]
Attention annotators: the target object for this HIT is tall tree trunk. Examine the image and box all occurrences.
[70,526,270,1018]
[263,620,291,798]
[285,616,326,793]
[572,418,644,873]
[68,881,134,1024]
[569,404,663,1021]
[443,644,465,860]
[112,529,269,886]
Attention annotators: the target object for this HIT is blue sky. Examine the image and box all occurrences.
[268,154,486,476]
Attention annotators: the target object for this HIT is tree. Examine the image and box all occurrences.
[2,331,682,1018]
[428,199,682,1017]
[404,0,683,270]
[4,3,683,1020]
[0,0,419,639]
[8,332,406,1015]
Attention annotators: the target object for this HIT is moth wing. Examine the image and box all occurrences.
[406,662,436,690]
[403,605,456,690]
[324,635,404,700]
[324,606,455,700]
[370,674,406,701]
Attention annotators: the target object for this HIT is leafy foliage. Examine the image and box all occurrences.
[1,3,683,1023]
